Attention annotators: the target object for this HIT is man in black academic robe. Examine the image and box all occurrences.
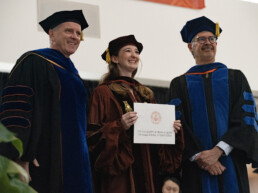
[0,10,93,193]
[169,16,258,193]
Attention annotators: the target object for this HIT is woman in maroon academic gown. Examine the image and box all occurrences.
[87,35,184,193]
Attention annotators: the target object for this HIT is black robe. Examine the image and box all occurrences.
[0,49,93,193]
[169,63,258,193]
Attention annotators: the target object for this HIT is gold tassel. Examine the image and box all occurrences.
[80,31,84,41]
[105,48,111,64]
[123,101,133,112]
[215,22,220,37]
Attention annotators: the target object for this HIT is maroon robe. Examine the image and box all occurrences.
[87,77,184,193]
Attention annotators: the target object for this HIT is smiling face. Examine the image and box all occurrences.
[188,31,217,65]
[49,22,81,58]
[111,44,140,77]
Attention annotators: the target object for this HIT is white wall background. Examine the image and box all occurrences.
[1,0,258,89]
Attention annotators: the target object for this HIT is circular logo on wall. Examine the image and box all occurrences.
[151,111,161,124]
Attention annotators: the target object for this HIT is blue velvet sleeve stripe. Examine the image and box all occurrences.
[243,117,258,132]
[1,116,31,128]
[169,98,182,119]
[242,104,256,113]
[2,85,34,98]
[169,98,181,106]
[0,101,32,114]
[175,111,182,119]
[242,91,258,131]
[243,91,254,101]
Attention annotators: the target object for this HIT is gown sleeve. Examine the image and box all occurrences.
[87,85,134,175]
[158,129,184,174]
[0,53,52,161]
[221,70,258,165]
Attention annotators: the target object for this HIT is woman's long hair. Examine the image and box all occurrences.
[100,61,153,100]
[100,61,138,84]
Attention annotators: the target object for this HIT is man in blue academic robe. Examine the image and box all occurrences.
[169,16,258,193]
[0,10,93,193]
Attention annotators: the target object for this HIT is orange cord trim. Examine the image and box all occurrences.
[2,94,33,99]
[9,53,65,78]
[186,68,217,75]
[0,109,32,116]
[2,85,34,99]
[1,116,31,128]
[60,133,63,185]
[2,100,29,105]
[32,53,65,70]
[6,125,30,129]
[50,63,62,100]
[4,85,34,90]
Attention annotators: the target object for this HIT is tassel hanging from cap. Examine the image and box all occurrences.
[105,48,111,64]
[80,31,84,41]
[215,22,220,37]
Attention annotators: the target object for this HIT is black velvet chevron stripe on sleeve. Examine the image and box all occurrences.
[0,85,34,129]
[2,85,34,97]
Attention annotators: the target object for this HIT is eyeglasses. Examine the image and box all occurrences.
[192,36,217,44]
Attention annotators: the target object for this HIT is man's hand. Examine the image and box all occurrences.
[195,146,223,168]
[16,160,30,182]
[205,161,226,175]
[16,158,40,182]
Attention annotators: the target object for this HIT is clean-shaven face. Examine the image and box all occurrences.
[50,22,81,58]
[115,45,140,77]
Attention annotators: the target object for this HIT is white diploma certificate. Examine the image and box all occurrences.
[133,103,175,144]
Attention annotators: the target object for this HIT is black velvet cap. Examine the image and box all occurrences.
[39,10,89,34]
[101,35,143,62]
[180,16,222,43]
